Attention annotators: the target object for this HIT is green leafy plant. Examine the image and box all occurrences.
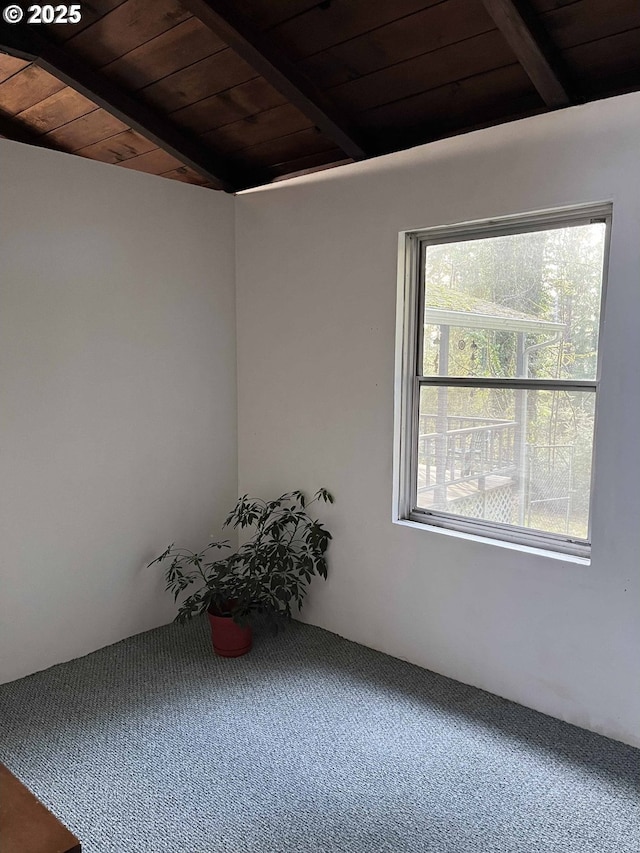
[149,488,333,630]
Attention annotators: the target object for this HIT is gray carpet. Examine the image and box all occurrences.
[0,619,638,853]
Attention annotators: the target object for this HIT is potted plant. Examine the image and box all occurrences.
[149,488,333,657]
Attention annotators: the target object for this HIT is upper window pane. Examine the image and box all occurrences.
[422,223,607,381]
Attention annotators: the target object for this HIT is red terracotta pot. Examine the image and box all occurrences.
[207,607,252,657]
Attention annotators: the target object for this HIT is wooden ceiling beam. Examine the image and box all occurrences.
[0,21,240,191]
[179,0,367,161]
[480,0,571,108]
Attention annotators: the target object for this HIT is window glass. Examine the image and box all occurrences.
[417,386,595,539]
[422,223,607,381]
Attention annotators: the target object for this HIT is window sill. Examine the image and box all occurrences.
[393,517,591,565]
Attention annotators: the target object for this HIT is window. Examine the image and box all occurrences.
[395,205,611,557]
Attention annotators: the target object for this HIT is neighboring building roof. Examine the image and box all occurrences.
[425,285,565,334]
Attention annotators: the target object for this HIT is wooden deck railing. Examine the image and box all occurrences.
[418,415,517,491]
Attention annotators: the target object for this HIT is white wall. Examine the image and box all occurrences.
[0,141,237,683]
[235,93,640,747]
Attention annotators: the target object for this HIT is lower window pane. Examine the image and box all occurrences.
[416,386,595,540]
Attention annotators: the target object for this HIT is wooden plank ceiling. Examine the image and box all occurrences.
[0,0,639,192]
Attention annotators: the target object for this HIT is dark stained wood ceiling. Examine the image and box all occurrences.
[0,0,639,192]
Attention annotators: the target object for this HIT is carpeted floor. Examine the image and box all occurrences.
[0,618,638,853]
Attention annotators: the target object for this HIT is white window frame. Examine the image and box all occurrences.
[394,204,612,559]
